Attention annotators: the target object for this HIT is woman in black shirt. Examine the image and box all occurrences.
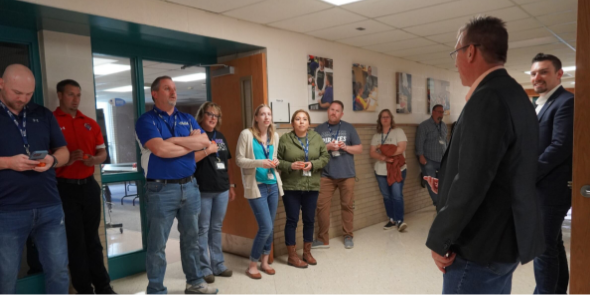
[194,102,235,283]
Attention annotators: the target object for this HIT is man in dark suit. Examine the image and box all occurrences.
[423,16,545,294]
[529,53,574,294]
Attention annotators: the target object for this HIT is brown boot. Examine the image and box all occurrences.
[287,245,308,268]
[302,242,317,265]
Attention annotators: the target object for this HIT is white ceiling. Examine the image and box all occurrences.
[93,54,207,106]
[165,0,578,89]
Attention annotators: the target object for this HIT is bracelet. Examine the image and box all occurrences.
[202,148,208,156]
[50,154,58,168]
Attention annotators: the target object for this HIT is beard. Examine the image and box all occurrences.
[167,99,176,106]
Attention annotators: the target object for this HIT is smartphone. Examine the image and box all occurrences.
[29,150,48,160]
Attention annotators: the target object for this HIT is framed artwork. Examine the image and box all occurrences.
[427,78,450,115]
[396,72,412,113]
[352,64,378,111]
[307,55,333,111]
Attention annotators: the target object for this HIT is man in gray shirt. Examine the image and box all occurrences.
[312,101,362,249]
[416,104,447,206]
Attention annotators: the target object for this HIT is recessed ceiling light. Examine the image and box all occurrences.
[173,73,206,82]
[356,27,366,31]
[104,85,149,92]
[94,64,131,76]
[322,0,363,6]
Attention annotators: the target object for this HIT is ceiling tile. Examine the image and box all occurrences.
[386,44,452,58]
[405,50,454,62]
[536,11,578,27]
[376,0,514,29]
[509,27,553,42]
[509,36,558,49]
[268,7,366,33]
[341,0,454,18]
[511,0,545,4]
[506,18,542,33]
[166,0,264,13]
[222,0,332,24]
[548,22,577,34]
[425,32,459,43]
[337,29,416,46]
[363,38,435,52]
[519,0,577,17]
[308,20,393,41]
[404,17,467,36]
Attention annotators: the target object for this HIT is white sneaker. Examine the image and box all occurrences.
[185,282,218,294]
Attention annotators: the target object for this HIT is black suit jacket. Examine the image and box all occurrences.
[426,69,545,264]
[536,86,574,208]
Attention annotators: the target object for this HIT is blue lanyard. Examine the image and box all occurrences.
[296,134,309,162]
[154,108,178,135]
[381,129,391,145]
[328,121,341,142]
[259,135,271,160]
[0,100,30,155]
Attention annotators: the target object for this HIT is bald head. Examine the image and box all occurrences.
[0,64,36,114]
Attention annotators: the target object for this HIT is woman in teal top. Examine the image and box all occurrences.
[253,139,276,184]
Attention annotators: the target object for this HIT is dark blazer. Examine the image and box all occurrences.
[426,69,545,265]
[536,86,574,208]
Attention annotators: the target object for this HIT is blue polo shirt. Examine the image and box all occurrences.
[0,102,67,211]
[135,106,202,179]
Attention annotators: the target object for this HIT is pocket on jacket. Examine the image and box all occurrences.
[243,168,254,175]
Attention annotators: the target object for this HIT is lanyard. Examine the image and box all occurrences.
[328,121,341,142]
[296,134,309,162]
[154,108,177,135]
[209,131,220,159]
[0,100,30,155]
[381,129,391,145]
[259,135,271,160]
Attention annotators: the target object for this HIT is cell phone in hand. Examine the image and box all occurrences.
[29,150,48,160]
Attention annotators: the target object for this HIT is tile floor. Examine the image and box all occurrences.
[111,206,571,294]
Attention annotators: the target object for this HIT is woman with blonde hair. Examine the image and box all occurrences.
[369,109,408,232]
[277,110,330,268]
[193,102,235,283]
[235,104,284,279]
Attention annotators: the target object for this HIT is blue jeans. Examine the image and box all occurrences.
[145,179,203,294]
[534,206,570,294]
[0,204,70,294]
[282,190,319,245]
[442,255,518,294]
[419,157,440,206]
[247,184,279,262]
[375,170,407,223]
[198,191,229,277]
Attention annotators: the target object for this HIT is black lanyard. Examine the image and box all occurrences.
[0,100,30,155]
[328,121,341,142]
[381,129,391,145]
[209,131,220,159]
[296,134,309,162]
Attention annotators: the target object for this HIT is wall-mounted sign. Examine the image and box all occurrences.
[109,98,126,107]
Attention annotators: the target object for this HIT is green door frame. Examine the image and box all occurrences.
[92,37,216,280]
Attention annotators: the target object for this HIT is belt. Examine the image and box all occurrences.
[57,176,94,185]
[146,176,193,184]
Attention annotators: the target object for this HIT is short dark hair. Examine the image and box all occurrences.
[56,79,80,93]
[459,16,508,64]
[331,100,344,110]
[151,76,172,102]
[432,104,444,112]
[532,53,562,71]
[326,73,333,86]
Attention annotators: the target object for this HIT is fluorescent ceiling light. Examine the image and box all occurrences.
[104,85,149,92]
[571,82,575,85]
[524,66,575,75]
[93,57,118,66]
[321,0,363,6]
[173,73,206,82]
[94,64,131,76]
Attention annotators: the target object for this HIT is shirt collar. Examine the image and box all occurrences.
[153,105,178,117]
[536,84,561,107]
[465,65,505,101]
[54,107,86,118]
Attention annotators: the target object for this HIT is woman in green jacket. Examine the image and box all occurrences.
[277,109,330,268]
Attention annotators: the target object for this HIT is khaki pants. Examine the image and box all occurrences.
[316,177,355,244]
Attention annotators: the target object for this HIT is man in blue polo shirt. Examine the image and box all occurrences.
[135,76,216,294]
[0,64,71,294]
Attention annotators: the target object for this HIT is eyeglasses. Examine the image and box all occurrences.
[204,111,221,119]
[449,44,480,60]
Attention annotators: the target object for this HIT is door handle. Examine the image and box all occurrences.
[568,181,572,189]
[582,185,590,198]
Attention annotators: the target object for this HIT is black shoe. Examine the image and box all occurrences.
[216,269,233,277]
[95,285,117,294]
[204,274,215,283]
[397,222,408,232]
[383,221,396,230]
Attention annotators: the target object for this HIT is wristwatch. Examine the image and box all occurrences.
[50,154,58,168]
[229,184,236,188]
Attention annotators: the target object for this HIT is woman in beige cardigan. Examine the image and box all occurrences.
[235,104,284,280]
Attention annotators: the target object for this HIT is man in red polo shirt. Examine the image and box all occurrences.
[53,79,115,294]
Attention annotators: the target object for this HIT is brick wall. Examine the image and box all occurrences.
[272,124,435,256]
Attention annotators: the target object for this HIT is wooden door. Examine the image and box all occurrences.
[569,0,590,293]
[210,53,271,260]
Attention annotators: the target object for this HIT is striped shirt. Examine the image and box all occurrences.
[415,117,448,162]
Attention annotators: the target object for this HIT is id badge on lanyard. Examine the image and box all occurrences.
[329,122,342,157]
[210,131,226,170]
[261,137,274,180]
[298,135,312,177]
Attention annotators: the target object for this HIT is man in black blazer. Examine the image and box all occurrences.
[423,16,544,294]
[529,53,574,294]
